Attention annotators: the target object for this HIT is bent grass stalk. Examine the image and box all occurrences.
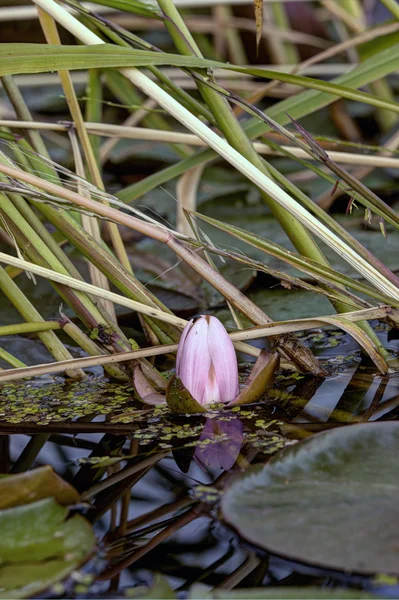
[5,120,399,168]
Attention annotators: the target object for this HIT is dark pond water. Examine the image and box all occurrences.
[1,325,399,599]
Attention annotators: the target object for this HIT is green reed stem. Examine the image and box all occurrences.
[0,347,27,369]
[0,322,60,336]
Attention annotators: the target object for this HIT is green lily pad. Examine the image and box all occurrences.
[0,487,96,598]
[222,422,399,575]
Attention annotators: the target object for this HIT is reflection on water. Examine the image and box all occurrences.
[1,328,399,597]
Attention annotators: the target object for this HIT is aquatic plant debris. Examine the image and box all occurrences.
[0,379,136,425]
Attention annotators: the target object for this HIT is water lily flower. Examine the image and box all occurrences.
[133,315,280,413]
[176,315,239,406]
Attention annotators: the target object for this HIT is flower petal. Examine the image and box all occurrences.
[207,316,239,402]
[177,316,211,404]
[201,362,221,405]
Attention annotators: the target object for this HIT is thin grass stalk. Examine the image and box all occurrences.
[246,20,399,111]
[271,2,299,63]
[379,0,399,19]
[0,168,161,379]
[262,136,399,231]
[0,265,83,378]
[183,207,245,329]
[8,140,35,173]
[0,252,186,327]
[7,121,399,169]
[99,99,158,164]
[317,129,399,212]
[260,117,399,232]
[157,0,326,258]
[264,162,399,289]
[219,554,261,591]
[10,435,51,473]
[265,1,299,64]
[37,7,133,277]
[0,168,91,282]
[214,5,247,64]
[98,505,201,579]
[206,39,399,150]
[76,69,165,346]
[3,245,388,323]
[196,212,399,308]
[0,185,114,332]
[104,71,191,158]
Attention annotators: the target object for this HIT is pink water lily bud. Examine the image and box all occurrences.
[176,315,239,406]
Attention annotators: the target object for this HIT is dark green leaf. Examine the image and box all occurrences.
[1,44,399,117]
[0,497,95,598]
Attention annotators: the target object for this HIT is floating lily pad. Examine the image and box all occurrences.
[222,422,399,575]
[0,486,95,598]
